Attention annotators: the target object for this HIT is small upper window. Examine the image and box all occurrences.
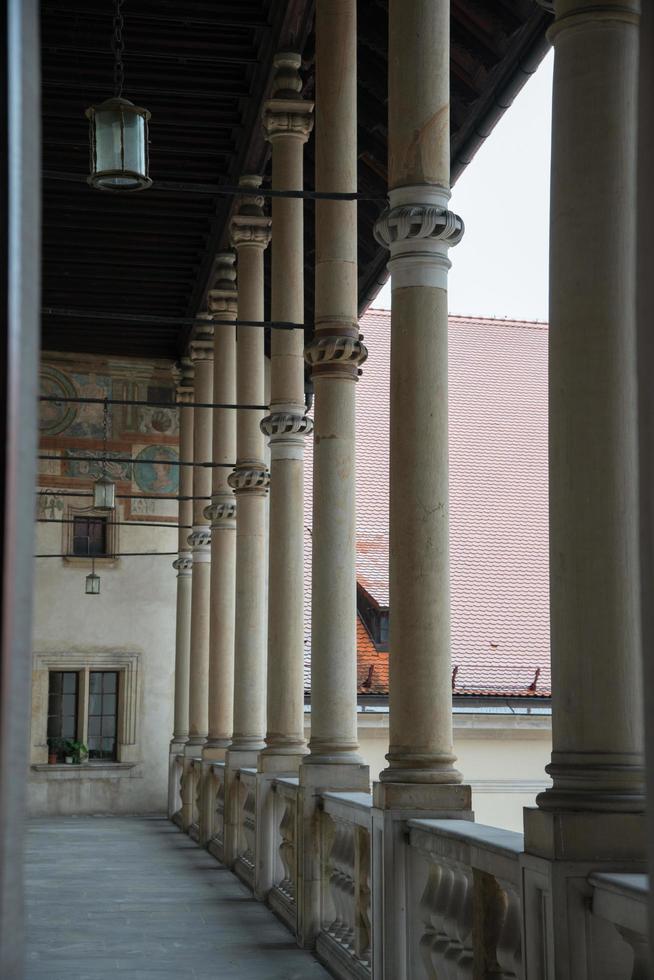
[72,515,107,557]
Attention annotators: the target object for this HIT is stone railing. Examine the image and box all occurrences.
[268,776,299,931]
[234,767,257,890]
[170,754,184,827]
[588,872,649,979]
[407,819,523,980]
[206,762,226,863]
[317,791,373,980]
[188,757,202,842]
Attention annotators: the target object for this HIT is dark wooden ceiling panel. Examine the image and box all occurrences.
[41,0,552,360]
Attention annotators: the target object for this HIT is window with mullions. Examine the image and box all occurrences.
[72,515,107,557]
[88,671,118,761]
[47,671,79,747]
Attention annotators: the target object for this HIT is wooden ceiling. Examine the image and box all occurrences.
[41,0,552,360]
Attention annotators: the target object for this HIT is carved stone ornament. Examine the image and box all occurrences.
[373,203,464,250]
[229,175,271,251]
[175,356,194,404]
[262,51,314,144]
[304,334,368,380]
[208,252,237,320]
[227,464,270,493]
[187,527,211,548]
[172,554,193,572]
[260,412,313,439]
[203,499,237,524]
[189,319,214,362]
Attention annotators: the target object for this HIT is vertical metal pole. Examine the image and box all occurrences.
[0,0,41,975]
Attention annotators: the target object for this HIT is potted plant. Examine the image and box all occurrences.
[64,740,88,764]
[47,737,61,765]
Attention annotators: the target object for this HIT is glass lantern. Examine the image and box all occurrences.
[85,571,101,596]
[93,475,116,511]
[86,97,151,191]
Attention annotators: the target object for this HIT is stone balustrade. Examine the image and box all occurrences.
[170,754,184,827]
[407,819,523,980]
[188,757,202,842]
[206,762,226,862]
[268,777,300,931]
[174,766,652,979]
[317,792,373,980]
[234,768,257,889]
[588,873,649,980]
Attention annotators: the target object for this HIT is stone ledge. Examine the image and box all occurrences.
[31,762,139,779]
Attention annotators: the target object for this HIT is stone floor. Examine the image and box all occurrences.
[24,816,332,980]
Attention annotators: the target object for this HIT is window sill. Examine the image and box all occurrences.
[31,762,138,778]
[62,556,119,568]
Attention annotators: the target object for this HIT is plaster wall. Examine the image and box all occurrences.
[349,710,552,833]
[30,351,180,816]
[29,519,177,816]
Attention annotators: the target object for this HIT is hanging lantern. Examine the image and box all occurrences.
[85,0,151,193]
[93,474,116,511]
[85,560,101,596]
[86,98,151,192]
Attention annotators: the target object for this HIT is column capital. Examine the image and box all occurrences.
[174,356,194,404]
[263,52,314,145]
[374,185,464,290]
[230,176,272,251]
[208,251,238,322]
[227,463,270,495]
[188,526,211,551]
[203,492,237,528]
[189,316,214,362]
[304,332,368,380]
[172,552,193,574]
[548,1,639,42]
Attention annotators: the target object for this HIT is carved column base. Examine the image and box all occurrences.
[371,782,472,980]
[521,808,646,980]
[296,762,371,948]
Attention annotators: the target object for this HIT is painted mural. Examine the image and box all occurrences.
[38,353,180,522]
[133,445,180,495]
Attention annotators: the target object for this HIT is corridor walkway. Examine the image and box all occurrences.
[24,816,331,980]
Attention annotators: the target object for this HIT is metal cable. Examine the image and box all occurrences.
[38,453,234,468]
[39,395,268,410]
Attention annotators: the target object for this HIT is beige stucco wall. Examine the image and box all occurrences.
[29,519,177,816]
[349,710,552,833]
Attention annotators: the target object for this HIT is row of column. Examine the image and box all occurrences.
[169,5,647,967]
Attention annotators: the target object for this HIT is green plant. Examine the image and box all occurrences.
[65,740,88,764]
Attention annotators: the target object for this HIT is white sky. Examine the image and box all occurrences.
[371,51,553,322]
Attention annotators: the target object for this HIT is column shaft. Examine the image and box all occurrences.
[228,177,271,753]
[204,254,238,756]
[187,322,214,746]
[171,358,194,745]
[538,0,643,812]
[374,0,464,786]
[304,0,366,766]
[261,54,314,764]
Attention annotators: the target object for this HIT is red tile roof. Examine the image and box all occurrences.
[304,311,550,698]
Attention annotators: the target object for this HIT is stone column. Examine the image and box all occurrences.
[223,176,271,867]
[168,357,194,820]
[261,56,313,767]
[521,4,645,977]
[297,0,370,947]
[371,4,471,974]
[254,52,314,899]
[373,0,469,799]
[183,318,213,835]
[198,254,238,845]
[203,254,238,761]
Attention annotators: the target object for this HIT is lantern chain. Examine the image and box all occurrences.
[102,397,109,478]
[112,0,125,98]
